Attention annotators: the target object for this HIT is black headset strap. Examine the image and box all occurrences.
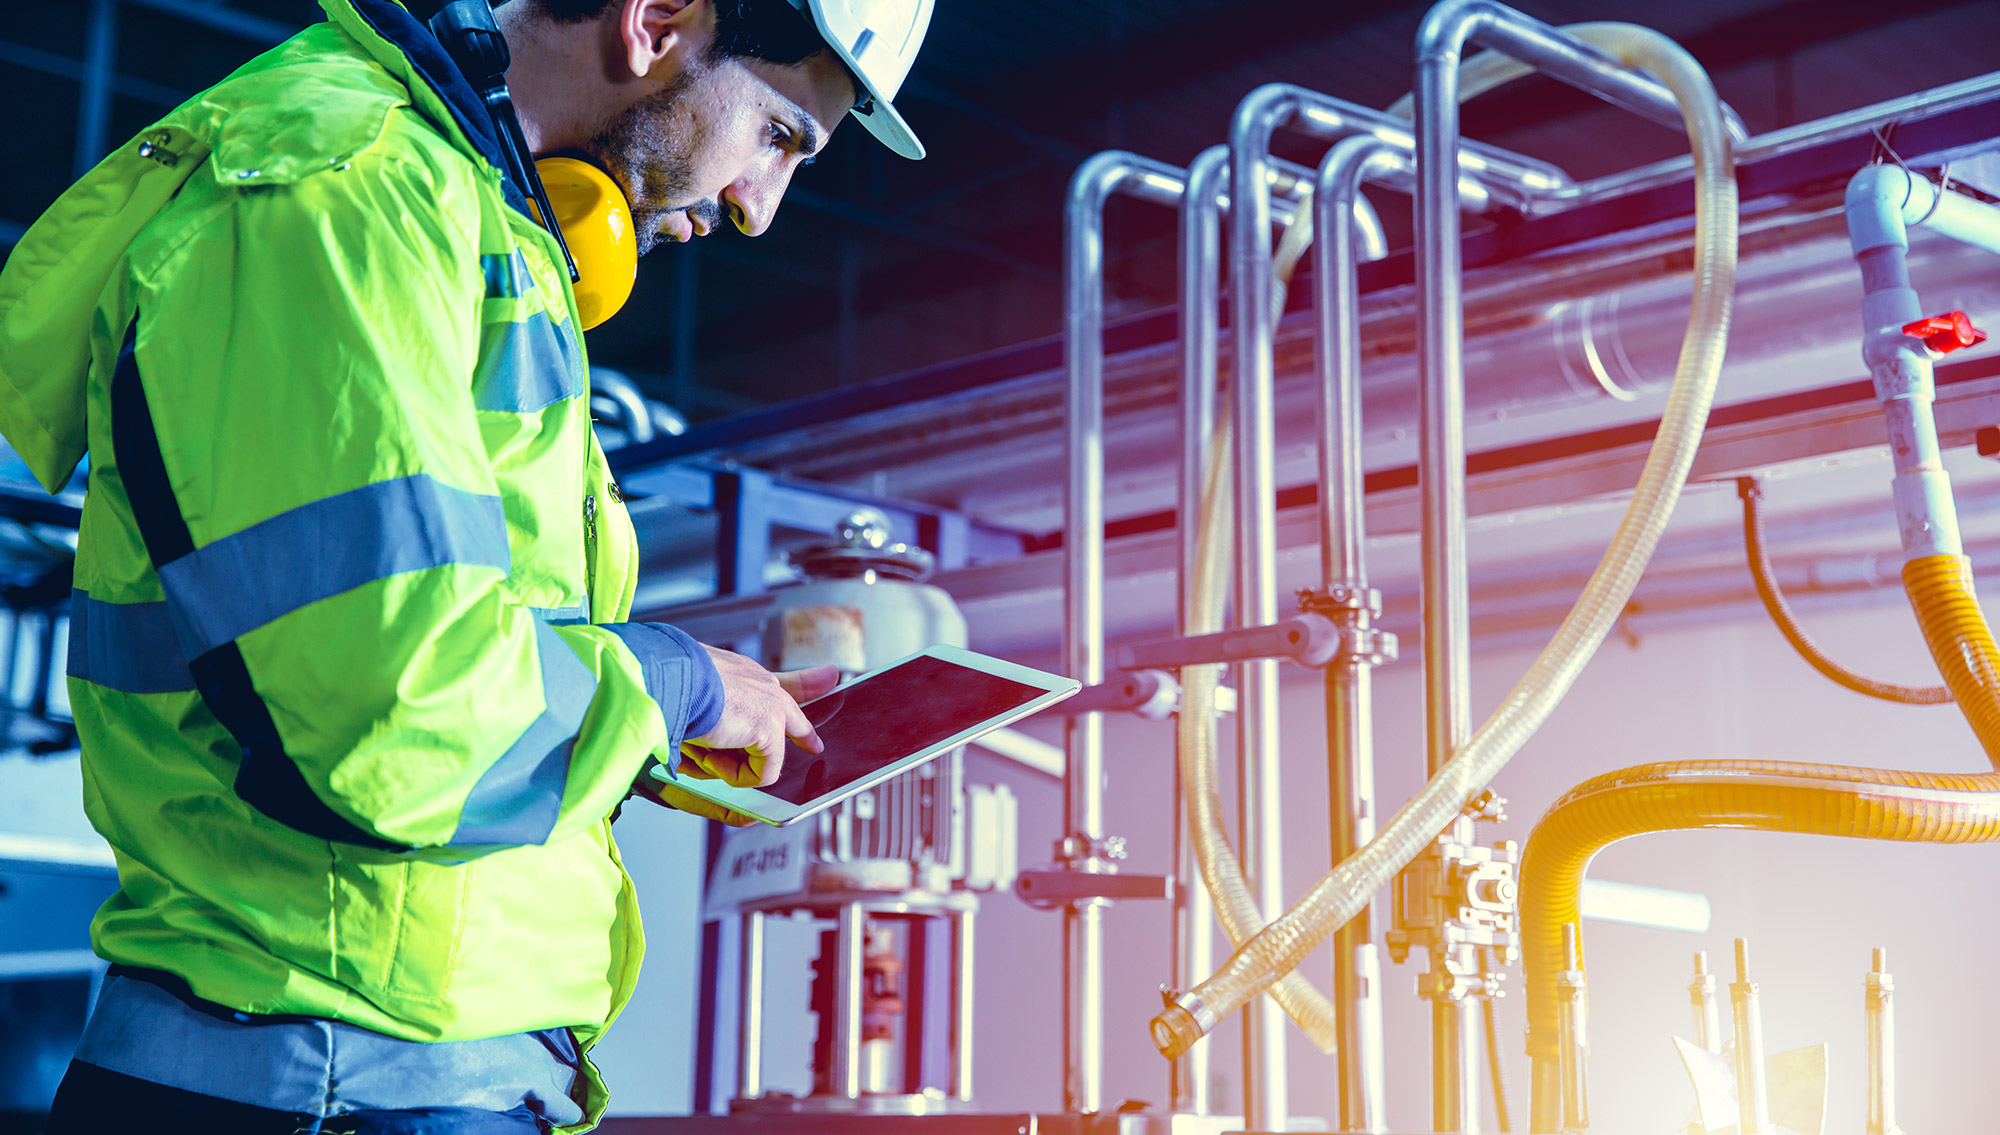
[428,1,580,282]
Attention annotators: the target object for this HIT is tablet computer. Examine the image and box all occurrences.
[649,643,1080,826]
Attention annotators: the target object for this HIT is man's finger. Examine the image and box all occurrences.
[778,665,841,704]
[738,731,786,787]
[784,697,823,754]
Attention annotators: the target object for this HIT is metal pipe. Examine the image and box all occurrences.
[1065,149,1187,1115]
[1413,11,1735,1123]
[1555,924,1588,1132]
[1534,71,1996,213]
[737,910,766,1101]
[1689,951,1722,1054]
[1228,89,1293,1135]
[831,903,866,1100]
[1217,79,1567,1129]
[1414,31,1477,1126]
[1867,947,1899,1135]
[1314,134,1412,1134]
[955,907,977,1103]
[1173,145,1227,1121]
[1730,938,1771,1135]
[1431,992,1483,1133]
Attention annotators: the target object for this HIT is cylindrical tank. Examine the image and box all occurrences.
[760,507,967,673]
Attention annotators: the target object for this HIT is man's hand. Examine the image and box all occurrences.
[631,769,759,827]
[680,647,839,787]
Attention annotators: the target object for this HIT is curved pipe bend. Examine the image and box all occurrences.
[1518,758,2000,1130]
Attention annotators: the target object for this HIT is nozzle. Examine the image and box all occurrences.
[1735,937,1752,984]
[1151,988,1214,1060]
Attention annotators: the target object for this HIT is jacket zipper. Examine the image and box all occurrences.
[583,492,597,617]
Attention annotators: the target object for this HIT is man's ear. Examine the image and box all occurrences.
[617,0,702,81]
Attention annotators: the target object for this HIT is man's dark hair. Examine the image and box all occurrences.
[534,0,828,66]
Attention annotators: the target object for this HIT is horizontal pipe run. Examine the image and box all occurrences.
[1117,614,1347,671]
[1419,0,1749,145]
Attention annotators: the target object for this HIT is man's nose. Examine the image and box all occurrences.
[721,173,788,237]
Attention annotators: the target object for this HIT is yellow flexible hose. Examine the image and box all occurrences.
[1152,24,1737,1060]
[1517,759,2000,1129]
[1905,554,2000,758]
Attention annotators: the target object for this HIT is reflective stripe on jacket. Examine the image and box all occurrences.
[0,1,714,1127]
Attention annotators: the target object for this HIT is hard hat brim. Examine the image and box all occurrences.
[849,95,925,161]
[787,0,929,161]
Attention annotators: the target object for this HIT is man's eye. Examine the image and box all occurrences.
[771,122,793,148]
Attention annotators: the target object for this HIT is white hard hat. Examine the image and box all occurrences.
[784,0,933,160]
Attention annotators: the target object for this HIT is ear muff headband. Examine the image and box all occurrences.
[430,1,635,329]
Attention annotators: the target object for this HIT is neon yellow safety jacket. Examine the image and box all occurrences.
[0,0,720,1126]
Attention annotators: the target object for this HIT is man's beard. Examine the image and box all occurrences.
[579,69,717,256]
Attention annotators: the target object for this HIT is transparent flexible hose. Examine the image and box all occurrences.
[1737,477,1950,705]
[1173,187,1342,1051]
[1152,24,1737,1059]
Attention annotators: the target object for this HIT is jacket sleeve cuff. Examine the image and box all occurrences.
[602,622,725,748]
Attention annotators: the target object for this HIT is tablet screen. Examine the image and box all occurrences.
[753,653,1047,806]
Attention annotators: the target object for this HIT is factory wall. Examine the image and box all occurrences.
[945,592,2000,1131]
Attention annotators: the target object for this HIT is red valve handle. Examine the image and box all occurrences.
[1903,311,1988,354]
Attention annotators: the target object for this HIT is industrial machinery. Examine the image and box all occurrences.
[615,3,2000,1127]
[6,0,2000,1131]
[703,508,1014,1115]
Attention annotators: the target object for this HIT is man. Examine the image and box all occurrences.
[0,0,931,1130]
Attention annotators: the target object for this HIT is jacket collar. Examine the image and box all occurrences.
[322,0,532,214]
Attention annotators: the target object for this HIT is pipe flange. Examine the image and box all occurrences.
[1338,625,1399,666]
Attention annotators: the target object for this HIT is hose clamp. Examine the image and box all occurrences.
[1159,987,1220,1034]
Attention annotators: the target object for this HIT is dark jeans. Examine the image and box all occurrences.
[46,1061,547,1134]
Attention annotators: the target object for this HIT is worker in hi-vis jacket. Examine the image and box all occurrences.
[0,0,932,1129]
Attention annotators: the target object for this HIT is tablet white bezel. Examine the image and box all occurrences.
[648,643,1081,826]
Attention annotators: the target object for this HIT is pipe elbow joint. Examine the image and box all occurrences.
[1415,0,1494,63]
[1846,165,1920,258]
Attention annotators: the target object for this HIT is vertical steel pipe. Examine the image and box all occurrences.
[1220,79,1564,1130]
[1313,135,1413,1135]
[1730,939,1771,1134]
[1690,951,1722,1054]
[736,910,766,1101]
[1555,924,1588,1131]
[955,907,978,1103]
[1173,144,1229,1119]
[1065,150,1186,1115]
[1411,7,1727,1125]
[1228,91,1296,1135]
[1867,948,1899,1135]
[831,903,867,1100]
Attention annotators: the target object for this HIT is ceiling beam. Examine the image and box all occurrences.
[121,0,298,46]
[0,36,187,105]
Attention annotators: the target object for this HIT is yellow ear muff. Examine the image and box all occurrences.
[532,157,638,331]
